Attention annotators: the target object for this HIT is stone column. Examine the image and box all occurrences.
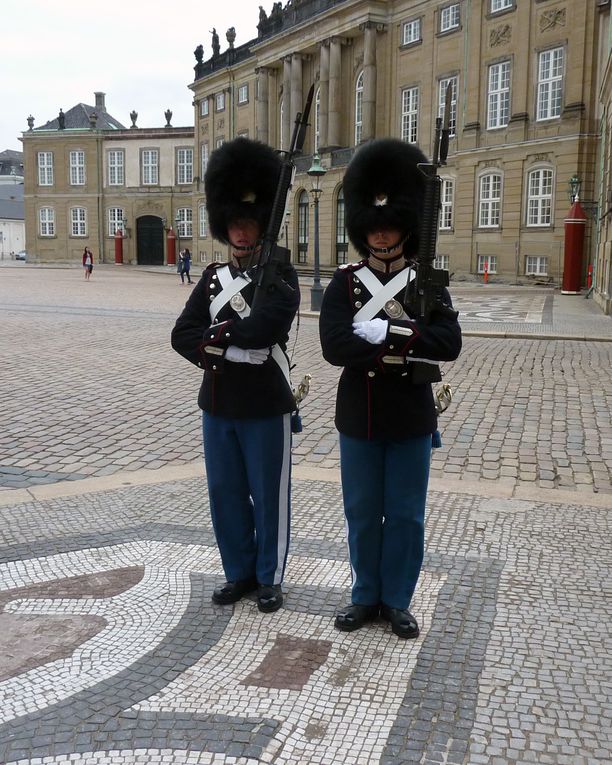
[319,41,329,150]
[255,67,270,145]
[291,54,303,134]
[282,56,292,151]
[328,37,342,149]
[362,23,377,143]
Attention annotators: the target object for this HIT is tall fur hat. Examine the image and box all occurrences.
[204,138,281,244]
[343,138,427,257]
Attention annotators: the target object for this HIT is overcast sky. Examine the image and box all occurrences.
[1,0,260,153]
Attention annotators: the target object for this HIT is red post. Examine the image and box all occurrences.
[561,199,587,294]
[587,263,593,289]
[483,262,488,285]
[114,229,124,264]
[166,228,177,266]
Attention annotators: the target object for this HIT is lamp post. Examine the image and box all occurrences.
[175,212,181,262]
[307,153,327,311]
[568,174,581,204]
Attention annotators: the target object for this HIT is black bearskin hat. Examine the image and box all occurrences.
[204,138,282,244]
[343,138,427,257]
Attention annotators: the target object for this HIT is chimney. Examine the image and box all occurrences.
[94,92,106,112]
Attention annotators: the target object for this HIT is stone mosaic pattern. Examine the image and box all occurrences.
[0,477,610,763]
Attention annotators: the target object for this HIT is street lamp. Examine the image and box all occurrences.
[307,153,327,311]
[568,174,581,204]
[175,212,181,261]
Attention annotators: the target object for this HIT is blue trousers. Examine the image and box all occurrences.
[339,433,431,610]
[203,412,291,585]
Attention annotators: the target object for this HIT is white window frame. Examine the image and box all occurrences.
[141,149,159,185]
[439,77,458,136]
[435,254,450,270]
[176,207,192,238]
[108,207,124,237]
[336,187,348,265]
[537,47,564,121]
[487,61,510,129]
[199,205,208,237]
[314,88,320,153]
[69,150,85,185]
[177,148,193,185]
[401,87,419,144]
[216,92,226,112]
[297,189,309,264]
[526,256,548,276]
[216,138,225,149]
[355,71,364,145]
[38,152,53,186]
[70,207,87,237]
[237,84,249,104]
[477,254,497,274]
[479,173,502,228]
[527,168,554,226]
[491,0,512,12]
[107,150,124,186]
[39,207,55,236]
[201,143,209,178]
[280,98,284,151]
[402,19,421,45]
[200,99,209,117]
[440,4,460,32]
[440,178,454,230]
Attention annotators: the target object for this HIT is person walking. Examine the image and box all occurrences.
[319,139,462,639]
[171,138,300,614]
[181,248,193,284]
[82,247,93,280]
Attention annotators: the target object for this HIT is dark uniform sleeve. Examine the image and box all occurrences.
[171,271,213,369]
[320,270,461,371]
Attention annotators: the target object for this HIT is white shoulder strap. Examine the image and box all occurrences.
[353,267,413,322]
[210,266,250,322]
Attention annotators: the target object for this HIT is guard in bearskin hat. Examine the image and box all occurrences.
[172,138,300,614]
[319,138,462,638]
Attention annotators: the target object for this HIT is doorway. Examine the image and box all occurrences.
[136,216,164,265]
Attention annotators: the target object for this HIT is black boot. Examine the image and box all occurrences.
[212,577,258,605]
[380,604,420,639]
[334,603,379,632]
[257,584,283,613]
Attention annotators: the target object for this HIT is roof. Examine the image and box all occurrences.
[36,103,126,132]
[0,184,24,201]
[0,198,24,220]
[0,149,24,161]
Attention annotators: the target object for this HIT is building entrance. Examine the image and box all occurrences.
[136,216,164,265]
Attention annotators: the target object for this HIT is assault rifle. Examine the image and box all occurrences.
[404,83,458,323]
[250,85,315,313]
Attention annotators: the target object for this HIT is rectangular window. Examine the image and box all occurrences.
[216,92,225,112]
[401,87,419,144]
[39,207,55,236]
[434,254,450,270]
[108,207,124,237]
[177,148,193,185]
[200,99,209,117]
[71,207,87,236]
[439,77,458,136]
[491,0,512,11]
[440,4,460,32]
[201,143,209,178]
[69,151,85,185]
[38,152,53,186]
[526,256,548,275]
[440,179,454,230]
[477,254,497,274]
[402,19,421,45]
[199,205,208,237]
[142,149,159,185]
[216,138,225,149]
[108,150,125,185]
[527,168,553,226]
[487,61,510,129]
[537,47,564,120]
[176,207,192,238]
[238,84,249,104]
[479,174,502,227]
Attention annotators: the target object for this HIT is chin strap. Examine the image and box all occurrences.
[366,236,407,258]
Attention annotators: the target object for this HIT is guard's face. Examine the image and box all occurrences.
[228,219,261,251]
[366,228,404,258]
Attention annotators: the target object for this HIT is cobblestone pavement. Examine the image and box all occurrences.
[0,265,611,764]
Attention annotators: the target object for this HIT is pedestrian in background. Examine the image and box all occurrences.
[180,248,193,285]
[171,138,300,614]
[82,247,93,280]
[319,139,462,639]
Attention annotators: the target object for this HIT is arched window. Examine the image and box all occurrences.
[336,187,348,264]
[355,71,364,145]
[478,173,502,228]
[314,88,321,154]
[527,168,553,226]
[297,190,309,264]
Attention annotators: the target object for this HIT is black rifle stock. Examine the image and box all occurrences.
[404,83,458,323]
[250,85,314,313]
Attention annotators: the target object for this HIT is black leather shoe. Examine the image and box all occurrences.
[212,577,258,605]
[380,604,420,639]
[334,603,379,632]
[257,584,283,613]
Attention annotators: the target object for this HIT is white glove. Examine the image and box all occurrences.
[352,318,389,345]
[225,345,268,365]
